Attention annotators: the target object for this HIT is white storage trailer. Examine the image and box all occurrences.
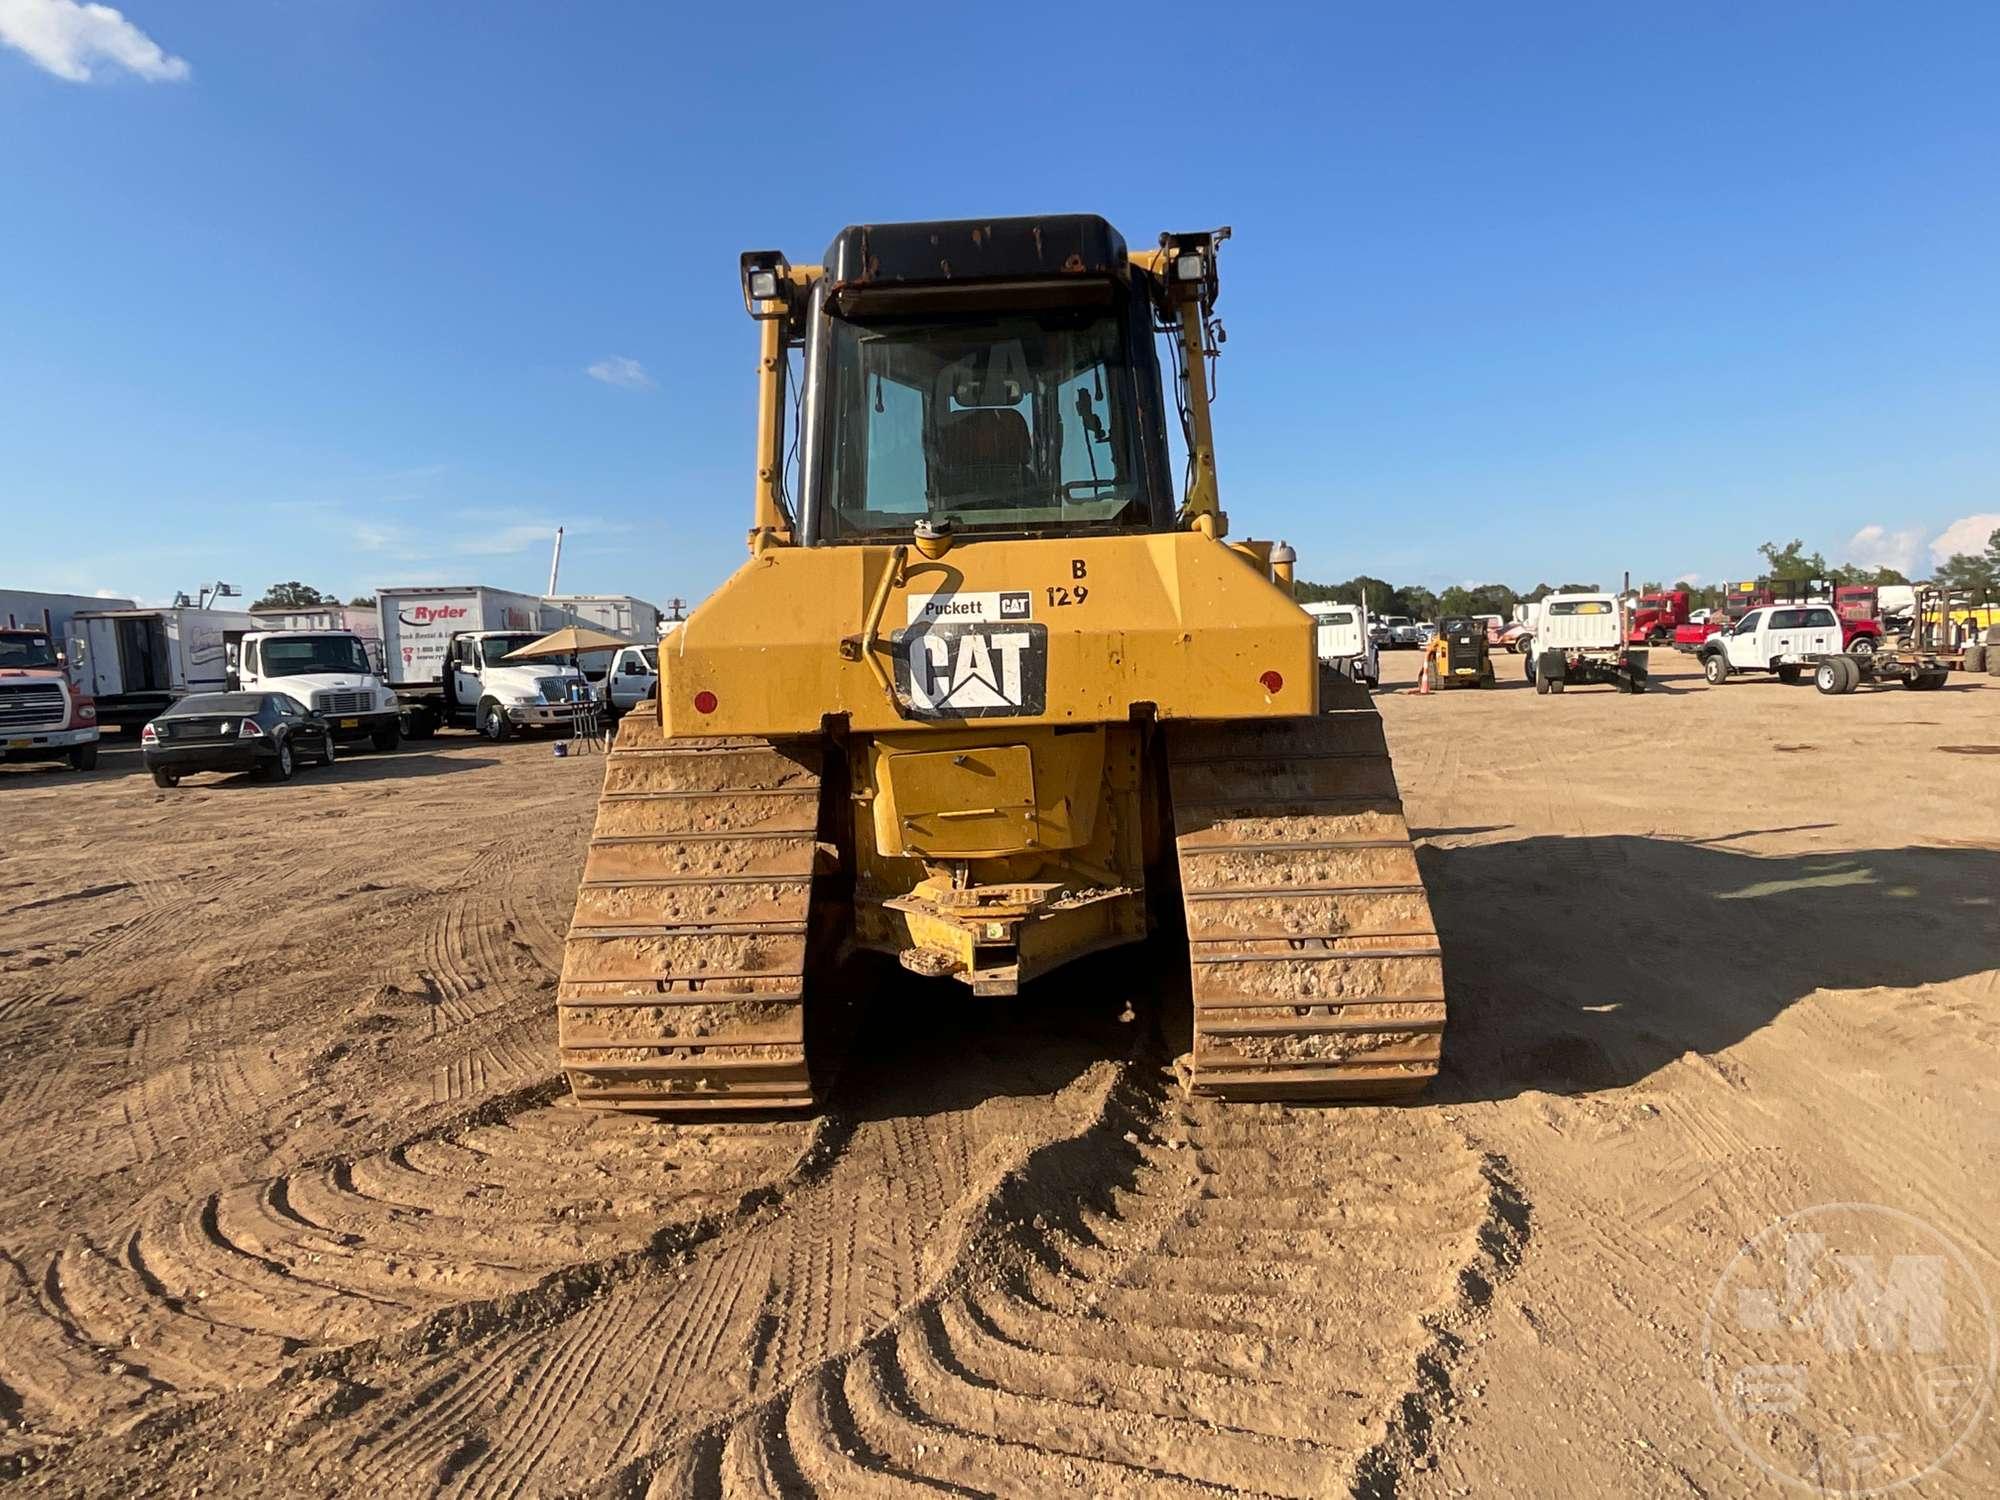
[2,589,137,651]
[68,606,263,727]
[544,594,661,640]
[542,593,661,683]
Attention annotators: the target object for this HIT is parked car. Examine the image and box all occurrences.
[1497,620,1536,654]
[141,692,337,788]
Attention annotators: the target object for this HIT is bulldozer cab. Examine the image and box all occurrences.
[810,296,1174,542]
[748,217,1200,551]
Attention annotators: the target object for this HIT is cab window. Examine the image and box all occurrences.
[1805,608,1838,628]
[1735,611,1764,633]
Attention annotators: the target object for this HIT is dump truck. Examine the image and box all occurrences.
[555,215,1446,1114]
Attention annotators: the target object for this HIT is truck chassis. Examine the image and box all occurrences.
[1533,645,1649,695]
[1808,650,1948,694]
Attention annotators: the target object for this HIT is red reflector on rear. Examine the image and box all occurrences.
[693,691,718,714]
[1259,670,1284,694]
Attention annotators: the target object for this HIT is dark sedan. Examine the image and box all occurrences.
[141,692,337,788]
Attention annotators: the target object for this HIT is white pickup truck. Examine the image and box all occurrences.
[1696,604,1841,686]
[1698,604,1947,693]
[603,642,660,714]
[237,630,402,750]
[1304,602,1378,689]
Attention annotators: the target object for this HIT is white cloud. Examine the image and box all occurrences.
[586,356,653,391]
[1669,570,1703,587]
[1843,523,1926,577]
[1928,513,2000,567]
[457,522,565,557]
[0,0,190,83]
[351,521,410,553]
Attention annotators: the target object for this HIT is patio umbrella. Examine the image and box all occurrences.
[500,624,633,661]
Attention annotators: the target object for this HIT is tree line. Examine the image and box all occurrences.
[251,581,375,610]
[1297,531,2000,623]
[1293,576,1603,622]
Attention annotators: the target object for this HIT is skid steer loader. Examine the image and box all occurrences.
[1423,615,1496,690]
[557,216,1446,1113]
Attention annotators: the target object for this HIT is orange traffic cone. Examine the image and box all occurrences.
[1412,660,1431,695]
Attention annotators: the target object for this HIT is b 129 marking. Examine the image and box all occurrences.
[893,622,1048,718]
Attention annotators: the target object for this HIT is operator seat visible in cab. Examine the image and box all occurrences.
[935,407,1034,507]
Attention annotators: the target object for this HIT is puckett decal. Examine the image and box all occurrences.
[904,591,1034,626]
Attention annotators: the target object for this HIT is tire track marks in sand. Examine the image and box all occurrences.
[651,1067,1511,1500]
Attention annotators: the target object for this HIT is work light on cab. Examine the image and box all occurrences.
[738,252,791,318]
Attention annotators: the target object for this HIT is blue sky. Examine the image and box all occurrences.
[4,1,1997,607]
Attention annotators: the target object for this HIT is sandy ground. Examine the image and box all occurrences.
[1,650,1995,1498]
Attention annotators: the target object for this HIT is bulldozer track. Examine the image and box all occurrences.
[557,709,829,1113]
[1168,697,1445,1101]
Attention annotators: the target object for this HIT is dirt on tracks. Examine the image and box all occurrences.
[1,655,1996,1498]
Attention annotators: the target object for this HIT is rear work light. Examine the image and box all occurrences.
[239,718,265,738]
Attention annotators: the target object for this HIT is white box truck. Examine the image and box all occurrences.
[248,604,385,670]
[235,629,403,750]
[68,606,263,728]
[376,586,590,739]
[1304,601,1378,689]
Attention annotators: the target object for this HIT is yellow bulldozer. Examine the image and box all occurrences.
[557,216,1445,1114]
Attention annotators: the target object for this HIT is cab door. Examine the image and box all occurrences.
[451,638,483,709]
[1724,610,1765,669]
